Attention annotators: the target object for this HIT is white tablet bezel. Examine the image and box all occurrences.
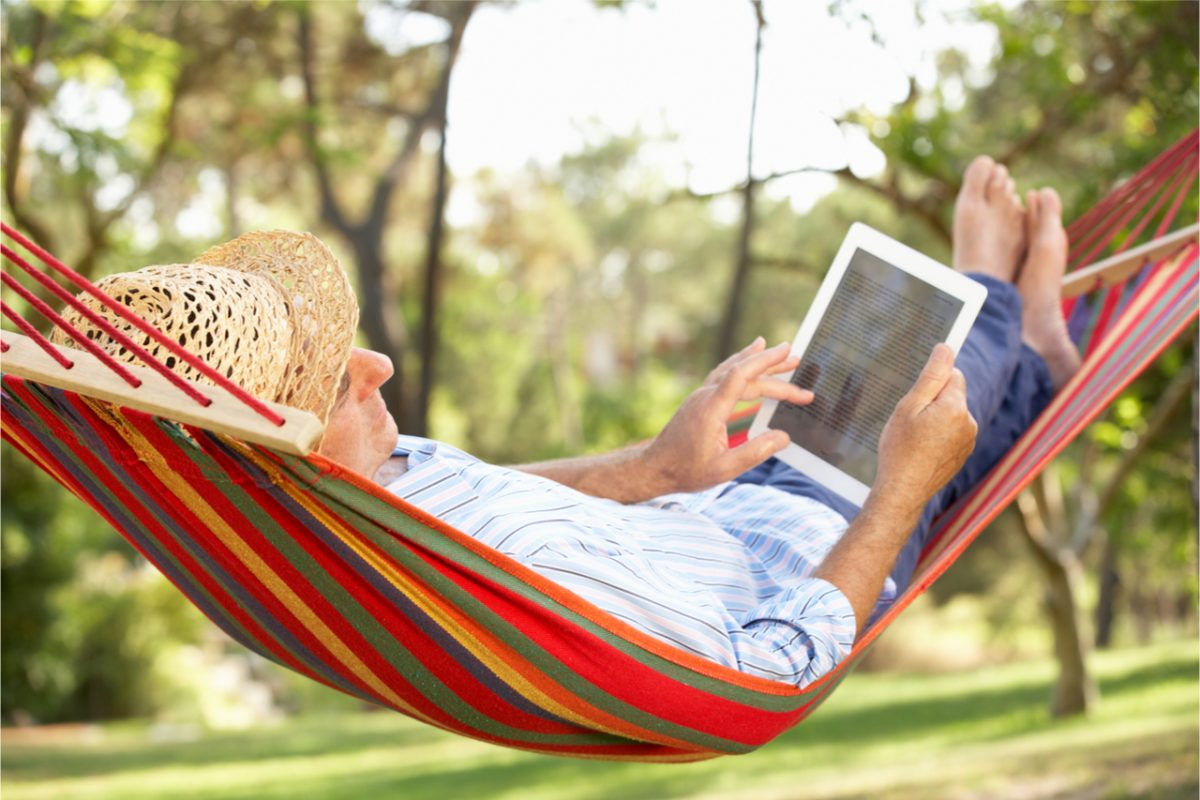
[747,222,988,507]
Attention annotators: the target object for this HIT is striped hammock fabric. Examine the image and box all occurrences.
[2,132,1197,761]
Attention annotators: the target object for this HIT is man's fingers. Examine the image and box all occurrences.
[905,344,955,407]
[764,352,800,375]
[718,429,789,477]
[933,368,969,409]
[737,342,794,378]
[707,337,767,385]
[752,378,813,405]
[714,343,792,403]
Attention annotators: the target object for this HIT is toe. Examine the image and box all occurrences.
[986,164,1010,202]
[1028,188,1068,262]
[961,156,995,199]
[1038,187,1063,224]
[1032,188,1064,241]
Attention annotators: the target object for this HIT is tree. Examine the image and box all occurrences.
[715,0,765,363]
[297,0,476,435]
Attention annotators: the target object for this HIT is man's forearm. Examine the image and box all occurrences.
[813,491,924,635]
[510,444,673,504]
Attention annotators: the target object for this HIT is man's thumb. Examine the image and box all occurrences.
[906,344,955,407]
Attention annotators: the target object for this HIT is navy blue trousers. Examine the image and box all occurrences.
[734,274,1054,594]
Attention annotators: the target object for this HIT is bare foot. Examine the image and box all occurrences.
[952,156,1026,282]
[1018,187,1081,391]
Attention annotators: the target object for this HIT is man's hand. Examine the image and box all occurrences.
[641,337,815,495]
[873,343,978,518]
[511,337,812,502]
[815,343,977,633]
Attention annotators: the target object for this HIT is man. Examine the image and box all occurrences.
[67,157,1078,688]
[318,157,1079,687]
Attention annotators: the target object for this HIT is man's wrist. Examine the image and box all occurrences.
[633,441,676,498]
[861,483,926,534]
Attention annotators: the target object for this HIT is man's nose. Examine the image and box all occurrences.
[351,348,394,389]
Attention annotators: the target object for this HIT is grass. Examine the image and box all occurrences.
[2,639,1196,800]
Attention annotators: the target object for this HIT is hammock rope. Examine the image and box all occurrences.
[1,131,1197,761]
[0,224,281,424]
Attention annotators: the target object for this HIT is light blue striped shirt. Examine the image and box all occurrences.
[385,435,891,687]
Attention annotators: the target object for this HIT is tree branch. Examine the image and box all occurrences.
[366,1,475,238]
[297,6,353,236]
[834,167,953,243]
[1015,486,1060,572]
[2,8,56,252]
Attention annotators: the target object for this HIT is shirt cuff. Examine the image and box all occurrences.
[741,578,857,688]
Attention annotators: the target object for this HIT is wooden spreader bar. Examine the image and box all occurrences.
[1,332,324,455]
[1061,223,1198,299]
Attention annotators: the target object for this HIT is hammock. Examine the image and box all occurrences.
[1,131,1197,762]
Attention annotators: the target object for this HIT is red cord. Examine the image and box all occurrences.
[1,223,286,426]
[2,273,143,387]
[1068,142,1192,268]
[1,245,224,407]
[1155,167,1197,238]
[0,302,75,369]
[1066,129,1197,248]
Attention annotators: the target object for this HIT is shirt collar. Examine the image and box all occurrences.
[392,434,438,466]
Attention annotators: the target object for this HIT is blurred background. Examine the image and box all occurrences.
[1,0,1196,798]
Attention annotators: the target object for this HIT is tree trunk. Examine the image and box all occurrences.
[1128,584,1154,644]
[296,2,474,433]
[1041,547,1097,716]
[714,0,764,363]
[718,179,757,361]
[416,84,453,437]
[548,286,582,452]
[224,159,241,238]
[351,238,410,430]
[627,253,646,387]
[1015,483,1096,717]
[1093,534,1120,648]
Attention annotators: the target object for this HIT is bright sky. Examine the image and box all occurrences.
[439,0,1002,216]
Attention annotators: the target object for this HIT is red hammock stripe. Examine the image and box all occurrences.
[197,432,597,743]
[0,386,346,693]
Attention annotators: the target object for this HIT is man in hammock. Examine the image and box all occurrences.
[72,157,1079,689]
[317,157,1080,687]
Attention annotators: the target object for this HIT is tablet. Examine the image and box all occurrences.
[747,222,988,506]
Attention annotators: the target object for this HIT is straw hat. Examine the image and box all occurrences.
[53,231,359,424]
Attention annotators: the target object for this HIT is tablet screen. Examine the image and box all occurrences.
[767,248,964,486]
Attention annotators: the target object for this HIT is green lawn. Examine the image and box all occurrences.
[3,639,1196,800]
